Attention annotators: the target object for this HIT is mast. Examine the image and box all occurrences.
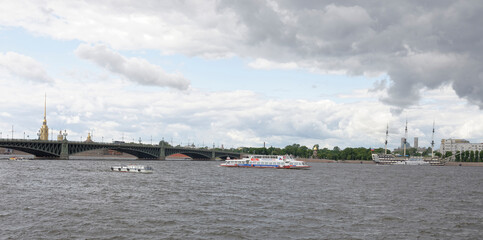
[403,119,408,157]
[385,123,388,155]
[431,121,435,159]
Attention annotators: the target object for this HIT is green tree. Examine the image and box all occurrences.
[464,151,470,162]
[318,148,330,159]
[283,144,299,156]
[422,147,431,157]
[332,146,340,160]
[296,145,310,158]
[455,151,460,162]
[470,150,475,162]
[355,147,371,160]
[159,140,172,147]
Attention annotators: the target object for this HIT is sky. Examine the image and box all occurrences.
[0,0,482,150]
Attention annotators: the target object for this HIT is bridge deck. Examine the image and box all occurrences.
[0,139,241,160]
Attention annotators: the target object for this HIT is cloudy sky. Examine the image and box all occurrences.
[0,0,482,150]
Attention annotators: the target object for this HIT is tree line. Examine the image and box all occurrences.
[447,150,483,162]
[232,144,390,160]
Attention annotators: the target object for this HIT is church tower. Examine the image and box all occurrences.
[39,94,49,140]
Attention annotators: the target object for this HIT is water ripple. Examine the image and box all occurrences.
[1,160,482,239]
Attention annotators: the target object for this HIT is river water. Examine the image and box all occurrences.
[1,160,482,239]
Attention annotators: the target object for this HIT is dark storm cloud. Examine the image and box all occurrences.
[217,0,483,110]
[3,1,481,110]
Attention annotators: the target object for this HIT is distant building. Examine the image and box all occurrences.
[400,137,411,149]
[414,137,418,149]
[440,139,483,155]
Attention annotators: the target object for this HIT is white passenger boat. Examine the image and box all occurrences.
[220,155,310,169]
[111,165,153,173]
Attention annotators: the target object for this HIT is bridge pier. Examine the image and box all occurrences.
[60,141,69,160]
[159,142,166,160]
[211,149,215,160]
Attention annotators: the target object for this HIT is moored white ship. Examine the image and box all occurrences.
[111,165,153,173]
[372,154,407,165]
[220,155,310,169]
[372,154,433,165]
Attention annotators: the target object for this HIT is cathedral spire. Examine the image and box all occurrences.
[39,94,49,140]
[43,93,47,123]
[44,93,46,120]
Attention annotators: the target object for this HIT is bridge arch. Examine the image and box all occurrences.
[68,143,160,159]
[165,148,212,160]
[215,153,241,160]
[0,141,61,158]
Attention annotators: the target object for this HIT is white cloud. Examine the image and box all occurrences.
[0,1,482,151]
[248,58,298,70]
[3,1,478,109]
[0,67,480,149]
[74,44,190,90]
[0,112,12,117]
[0,52,52,82]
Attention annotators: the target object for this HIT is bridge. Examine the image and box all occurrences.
[0,139,242,160]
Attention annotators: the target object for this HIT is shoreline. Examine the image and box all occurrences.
[300,158,373,164]
[299,158,483,167]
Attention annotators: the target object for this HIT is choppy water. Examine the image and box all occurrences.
[1,160,482,239]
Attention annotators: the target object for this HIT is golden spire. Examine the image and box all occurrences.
[44,93,46,121]
[39,93,49,140]
[86,132,93,142]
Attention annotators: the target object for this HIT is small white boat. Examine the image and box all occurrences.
[111,165,153,173]
[220,155,310,169]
